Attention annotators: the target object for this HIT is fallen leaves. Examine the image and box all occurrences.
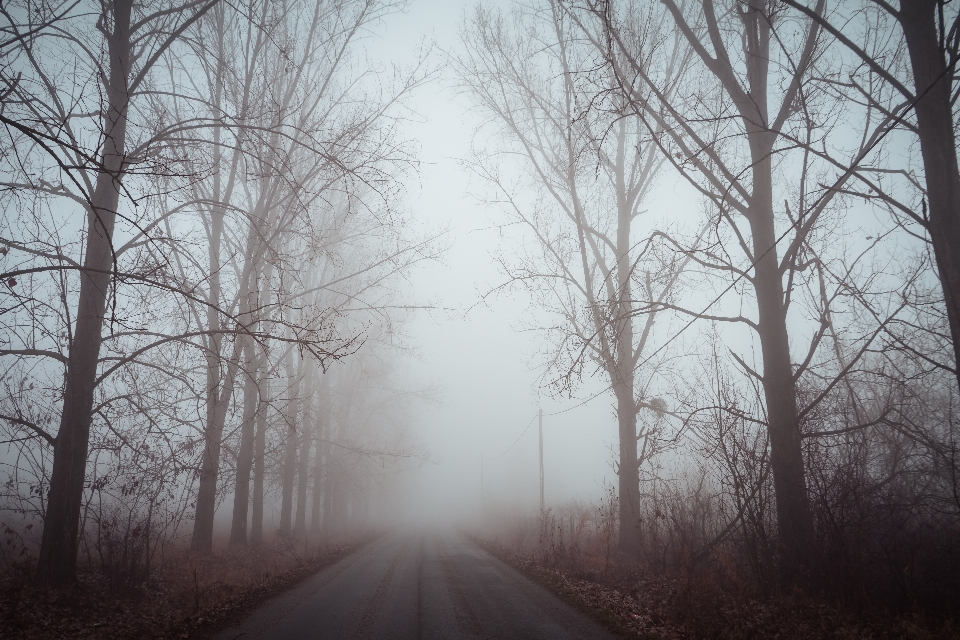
[488,547,956,639]
[0,536,371,639]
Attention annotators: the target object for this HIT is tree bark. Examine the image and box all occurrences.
[749,143,814,582]
[190,51,229,552]
[191,343,239,553]
[322,466,334,534]
[740,2,814,583]
[36,0,132,587]
[615,381,640,554]
[310,382,325,533]
[228,211,266,547]
[322,438,340,536]
[294,431,311,535]
[229,330,258,546]
[279,349,302,536]
[294,366,315,535]
[250,363,268,545]
[279,425,298,536]
[612,121,640,556]
[189,184,233,553]
[898,0,960,394]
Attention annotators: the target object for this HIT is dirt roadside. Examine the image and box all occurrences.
[474,538,956,640]
[1,534,379,640]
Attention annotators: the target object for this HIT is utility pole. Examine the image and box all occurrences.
[480,453,484,512]
[539,407,544,513]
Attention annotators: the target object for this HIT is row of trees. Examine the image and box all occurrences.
[0,0,430,587]
[459,0,960,596]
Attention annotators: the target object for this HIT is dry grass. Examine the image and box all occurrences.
[479,538,960,640]
[0,533,376,639]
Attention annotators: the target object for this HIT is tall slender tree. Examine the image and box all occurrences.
[0,0,218,586]
[457,0,694,554]
[573,0,909,582]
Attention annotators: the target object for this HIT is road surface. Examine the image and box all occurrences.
[211,530,619,640]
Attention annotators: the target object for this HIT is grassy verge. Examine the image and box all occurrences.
[474,537,660,639]
[475,538,957,640]
[1,534,378,639]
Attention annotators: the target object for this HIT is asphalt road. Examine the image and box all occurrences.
[211,530,619,640]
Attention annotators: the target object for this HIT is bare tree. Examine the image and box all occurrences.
[457,1,696,554]
[0,0,433,591]
[0,0,218,586]
[781,0,960,395]
[154,0,423,552]
[569,0,908,582]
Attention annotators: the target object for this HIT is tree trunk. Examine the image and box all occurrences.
[190,5,254,553]
[191,344,239,553]
[279,424,298,536]
[294,432,311,535]
[322,470,334,533]
[740,4,814,584]
[616,381,640,554]
[191,381,222,553]
[189,189,229,553]
[612,120,640,556]
[294,367,314,535]
[898,0,960,395]
[750,137,815,583]
[279,350,302,536]
[36,0,132,587]
[331,478,347,536]
[323,455,338,535]
[229,331,258,546]
[250,365,268,545]
[310,393,325,533]
[190,106,225,553]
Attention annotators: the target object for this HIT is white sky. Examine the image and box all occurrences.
[364,0,627,522]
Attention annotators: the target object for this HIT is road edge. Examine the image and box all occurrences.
[179,533,383,639]
[469,536,661,640]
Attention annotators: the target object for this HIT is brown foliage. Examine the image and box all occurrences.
[0,535,370,639]
[487,541,957,639]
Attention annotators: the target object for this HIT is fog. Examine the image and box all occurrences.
[2,0,959,623]
[363,0,638,526]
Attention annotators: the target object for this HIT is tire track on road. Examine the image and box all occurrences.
[436,538,483,638]
[350,537,410,639]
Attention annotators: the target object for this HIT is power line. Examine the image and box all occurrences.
[487,412,538,460]
[543,388,609,416]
